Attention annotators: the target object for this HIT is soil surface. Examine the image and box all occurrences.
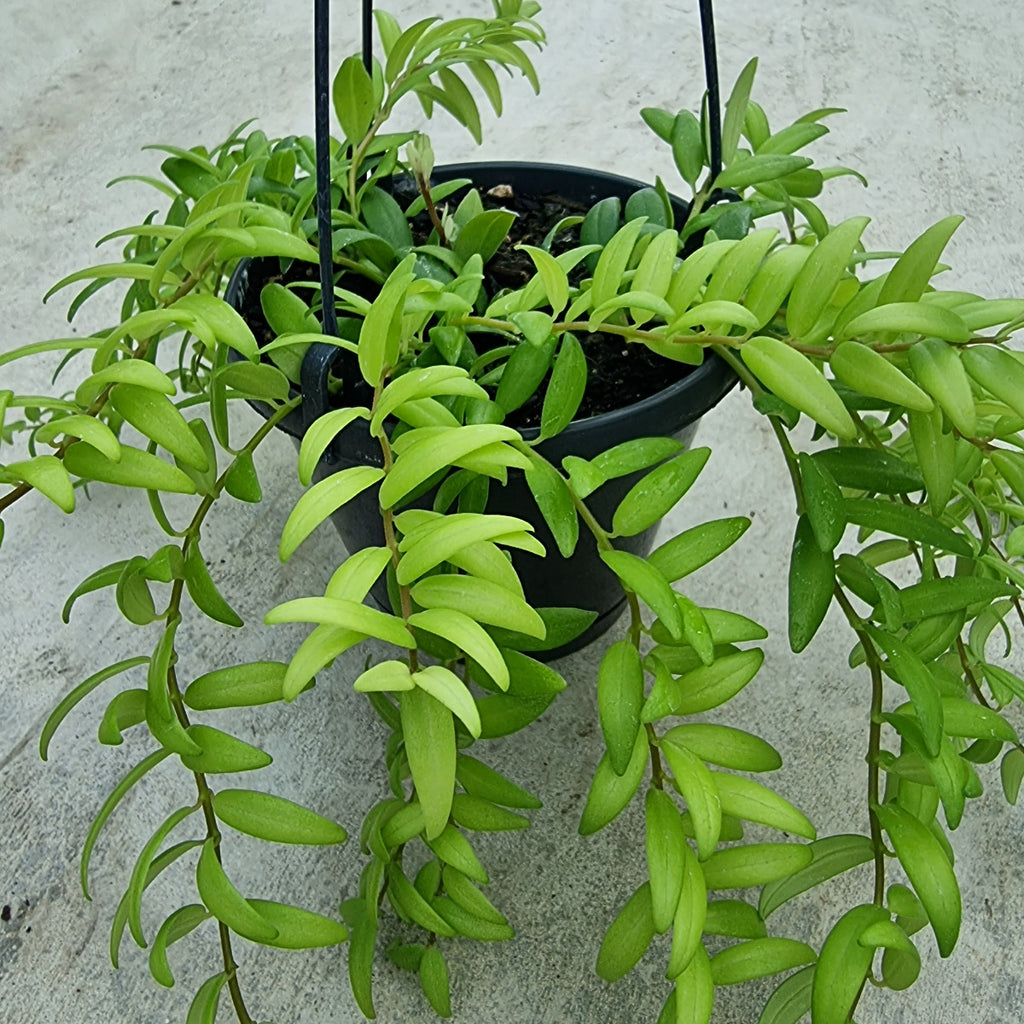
[237,183,692,428]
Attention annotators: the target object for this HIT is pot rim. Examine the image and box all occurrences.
[226,159,738,440]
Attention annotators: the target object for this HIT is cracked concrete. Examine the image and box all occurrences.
[3,1,1024,1022]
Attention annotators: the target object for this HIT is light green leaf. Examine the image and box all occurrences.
[279,465,384,560]
[659,734,721,860]
[741,336,856,439]
[595,882,655,982]
[411,573,545,638]
[598,640,644,776]
[787,216,870,338]
[401,686,457,840]
[579,729,649,836]
[413,664,481,738]
[710,937,816,985]
[64,442,198,494]
[613,448,710,537]
[213,789,346,845]
[409,608,509,691]
[195,839,277,943]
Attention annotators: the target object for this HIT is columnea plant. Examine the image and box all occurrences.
[4,3,1024,1022]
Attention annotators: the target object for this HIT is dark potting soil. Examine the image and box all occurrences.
[237,184,692,429]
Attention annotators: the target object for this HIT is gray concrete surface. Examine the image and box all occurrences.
[3,1,1024,1022]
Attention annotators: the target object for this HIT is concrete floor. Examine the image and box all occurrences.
[3,1,1024,1022]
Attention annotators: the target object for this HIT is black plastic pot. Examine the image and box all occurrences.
[227,162,737,658]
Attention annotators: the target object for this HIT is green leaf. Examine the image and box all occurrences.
[713,154,811,191]
[246,899,348,950]
[64,442,197,494]
[358,254,416,388]
[601,549,683,638]
[4,455,75,512]
[673,648,765,715]
[496,336,556,411]
[40,655,149,759]
[280,465,384,560]
[379,423,519,508]
[962,344,1024,420]
[108,385,207,470]
[760,833,874,918]
[441,866,506,926]
[909,407,956,514]
[701,843,814,890]
[265,595,414,648]
[401,686,456,841]
[667,843,707,979]
[598,640,645,775]
[812,447,924,495]
[450,794,529,832]
[710,937,816,985]
[456,755,541,810]
[798,453,845,552]
[843,497,972,557]
[830,341,933,411]
[213,789,346,845]
[645,788,688,933]
[411,573,545,638]
[757,964,815,1024]
[149,904,211,987]
[742,337,856,439]
[1001,749,1024,804]
[662,724,780,773]
[181,541,242,626]
[879,216,963,305]
[812,903,890,1024]
[454,209,515,264]
[412,665,481,738]
[195,838,277,943]
[720,58,758,164]
[97,689,148,745]
[80,748,171,900]
[220,449,262,503]
[524,450,579,558]
[34,413,121,461]
[126,803,200,946]
[865,626,944,756]
[787,216,870,338]
[180,725,272,774]
[341,898,378,1018]
[591,218,648,310]
[711,773,816,839]
[896,576,1018,623]
[185,973,228,1024]
[396,511,536,585]
[183,661,291,710]
[333,55,377,143]
[907,337,975,434]
[846,298,976,354]
[517,244,570,315]
[75,359,176,403]
[595,882,655,982]
[659,735,721,860]
[647,517,750,582]
[671,943,714,1024]
[703,899,767,939]
[419,946,452,1018]
[671,110,705,187]
[539,334,587,441]
[612,448,710,537]
[430,896,514,941]
[579,729,648,835]
[873,802,961,956]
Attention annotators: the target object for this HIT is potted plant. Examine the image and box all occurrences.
[4,2,1024,1022]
